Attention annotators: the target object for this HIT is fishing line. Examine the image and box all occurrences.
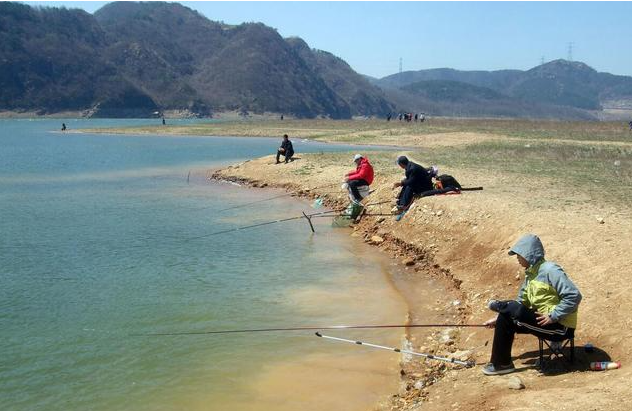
[133,323,486,336]
[195,182,341,213]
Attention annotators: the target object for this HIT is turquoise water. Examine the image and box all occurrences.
[1,120,406,411]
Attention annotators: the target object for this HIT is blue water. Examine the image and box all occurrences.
[0,119,406,411]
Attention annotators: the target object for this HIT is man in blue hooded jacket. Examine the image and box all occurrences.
[482,234,582,375]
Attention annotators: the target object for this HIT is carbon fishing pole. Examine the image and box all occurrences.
[181,207,347,240]
[210,182,341,212]
[133,323,486,336]
[314,332,475,367]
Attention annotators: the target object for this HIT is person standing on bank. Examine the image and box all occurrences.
[345,154,374,204]
[482,234,582,375]
[276,134,294,164]
[393,156,433,211]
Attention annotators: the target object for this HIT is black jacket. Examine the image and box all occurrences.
[280,139,294,156]
[402,162,433,193]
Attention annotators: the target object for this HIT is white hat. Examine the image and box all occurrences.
[353,154,363,162]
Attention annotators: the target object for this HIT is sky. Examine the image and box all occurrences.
[22,1,632,79]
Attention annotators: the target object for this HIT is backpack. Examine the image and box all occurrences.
[435,174,462,190]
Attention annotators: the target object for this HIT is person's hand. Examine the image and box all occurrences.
[483,317,497,328]
[535,312,553,326]
[344,177,349,183]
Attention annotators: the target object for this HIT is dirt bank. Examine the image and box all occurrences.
[211,152,632,411]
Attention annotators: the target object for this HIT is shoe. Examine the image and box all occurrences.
[482,362,516,376]
[487,299,503,313]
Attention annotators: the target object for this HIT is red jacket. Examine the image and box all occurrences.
[347,157,374,185]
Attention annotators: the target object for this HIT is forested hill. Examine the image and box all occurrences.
[0,2,393,118]
[375,60,632,119]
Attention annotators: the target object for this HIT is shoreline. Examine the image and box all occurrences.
[210,151,632,411]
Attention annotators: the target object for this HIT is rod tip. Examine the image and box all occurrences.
[315,332,322,337]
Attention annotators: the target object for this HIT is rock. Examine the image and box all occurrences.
[377,217,386,223]
[507,375,525,390]
[403,258,416,266]
[436,210,444,216]
[371,235,384,244]
[449,349,473,362]
[414,380,425,390]
[596,216,605,224]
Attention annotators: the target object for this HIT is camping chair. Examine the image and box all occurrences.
[537,335,574,372]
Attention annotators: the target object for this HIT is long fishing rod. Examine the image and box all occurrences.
[133,323,486,336]
[315,332,475,367]
[182,207,346,240]
[209,182,340,213]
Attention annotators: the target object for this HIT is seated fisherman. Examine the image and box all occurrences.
[276,134,294,164]
[482,234,582,375]
[344,154,374,204]
[393,156,433,211]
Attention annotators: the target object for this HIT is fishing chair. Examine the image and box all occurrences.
[537,335,574,372]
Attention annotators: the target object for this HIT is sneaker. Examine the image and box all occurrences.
[487,299,504,313]
[482,362,516,376]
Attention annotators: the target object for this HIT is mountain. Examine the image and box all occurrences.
[0,2,158,116]
[0,1,392,118]
[376,60,632,118]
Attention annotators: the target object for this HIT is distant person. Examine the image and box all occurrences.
[629,120,632,131]
[414,113,418,122]
[276,134,294,164]
[61,123,66,131]
[420,113,426,123]
[162,117,166,126]
[387,113,392,122]
[281,114,284,120]
[482,234,582,375]
[393,156,434,211]
[345,154,374,204]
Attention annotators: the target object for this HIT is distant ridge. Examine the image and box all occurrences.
[0,1,393,118]
[2,1,631,119]
[375,60,632,119]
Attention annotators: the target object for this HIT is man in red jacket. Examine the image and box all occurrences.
[345,154,374,204]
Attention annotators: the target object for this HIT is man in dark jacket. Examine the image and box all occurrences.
[276,134,294,164]
[393,156,433,210]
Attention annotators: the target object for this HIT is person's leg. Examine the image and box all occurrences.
[276,150,282,163]
[348,179,368,202]
[489,311,517,367]
[397,186,415,209]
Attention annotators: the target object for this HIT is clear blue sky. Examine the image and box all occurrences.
[23,1,632,78]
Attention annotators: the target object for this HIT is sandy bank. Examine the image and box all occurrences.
[211,152,632,411]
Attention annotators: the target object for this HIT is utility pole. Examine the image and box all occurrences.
[399,57,403,74]
[567,42,574,61]
[540,56,545,65]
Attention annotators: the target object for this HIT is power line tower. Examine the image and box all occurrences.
[567,42,574,61]
[540,56,545,65]
[399,57,403,74]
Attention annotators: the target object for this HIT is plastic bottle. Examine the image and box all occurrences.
[590,361,621,371]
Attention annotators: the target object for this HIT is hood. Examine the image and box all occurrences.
[508,234,545,266]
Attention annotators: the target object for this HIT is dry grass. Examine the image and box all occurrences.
[83,118,632,205]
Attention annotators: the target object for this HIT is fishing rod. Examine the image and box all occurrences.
[315,332,475,368]
[182,207,347,240]
[133,323,486,336]
[210,182,340,212]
